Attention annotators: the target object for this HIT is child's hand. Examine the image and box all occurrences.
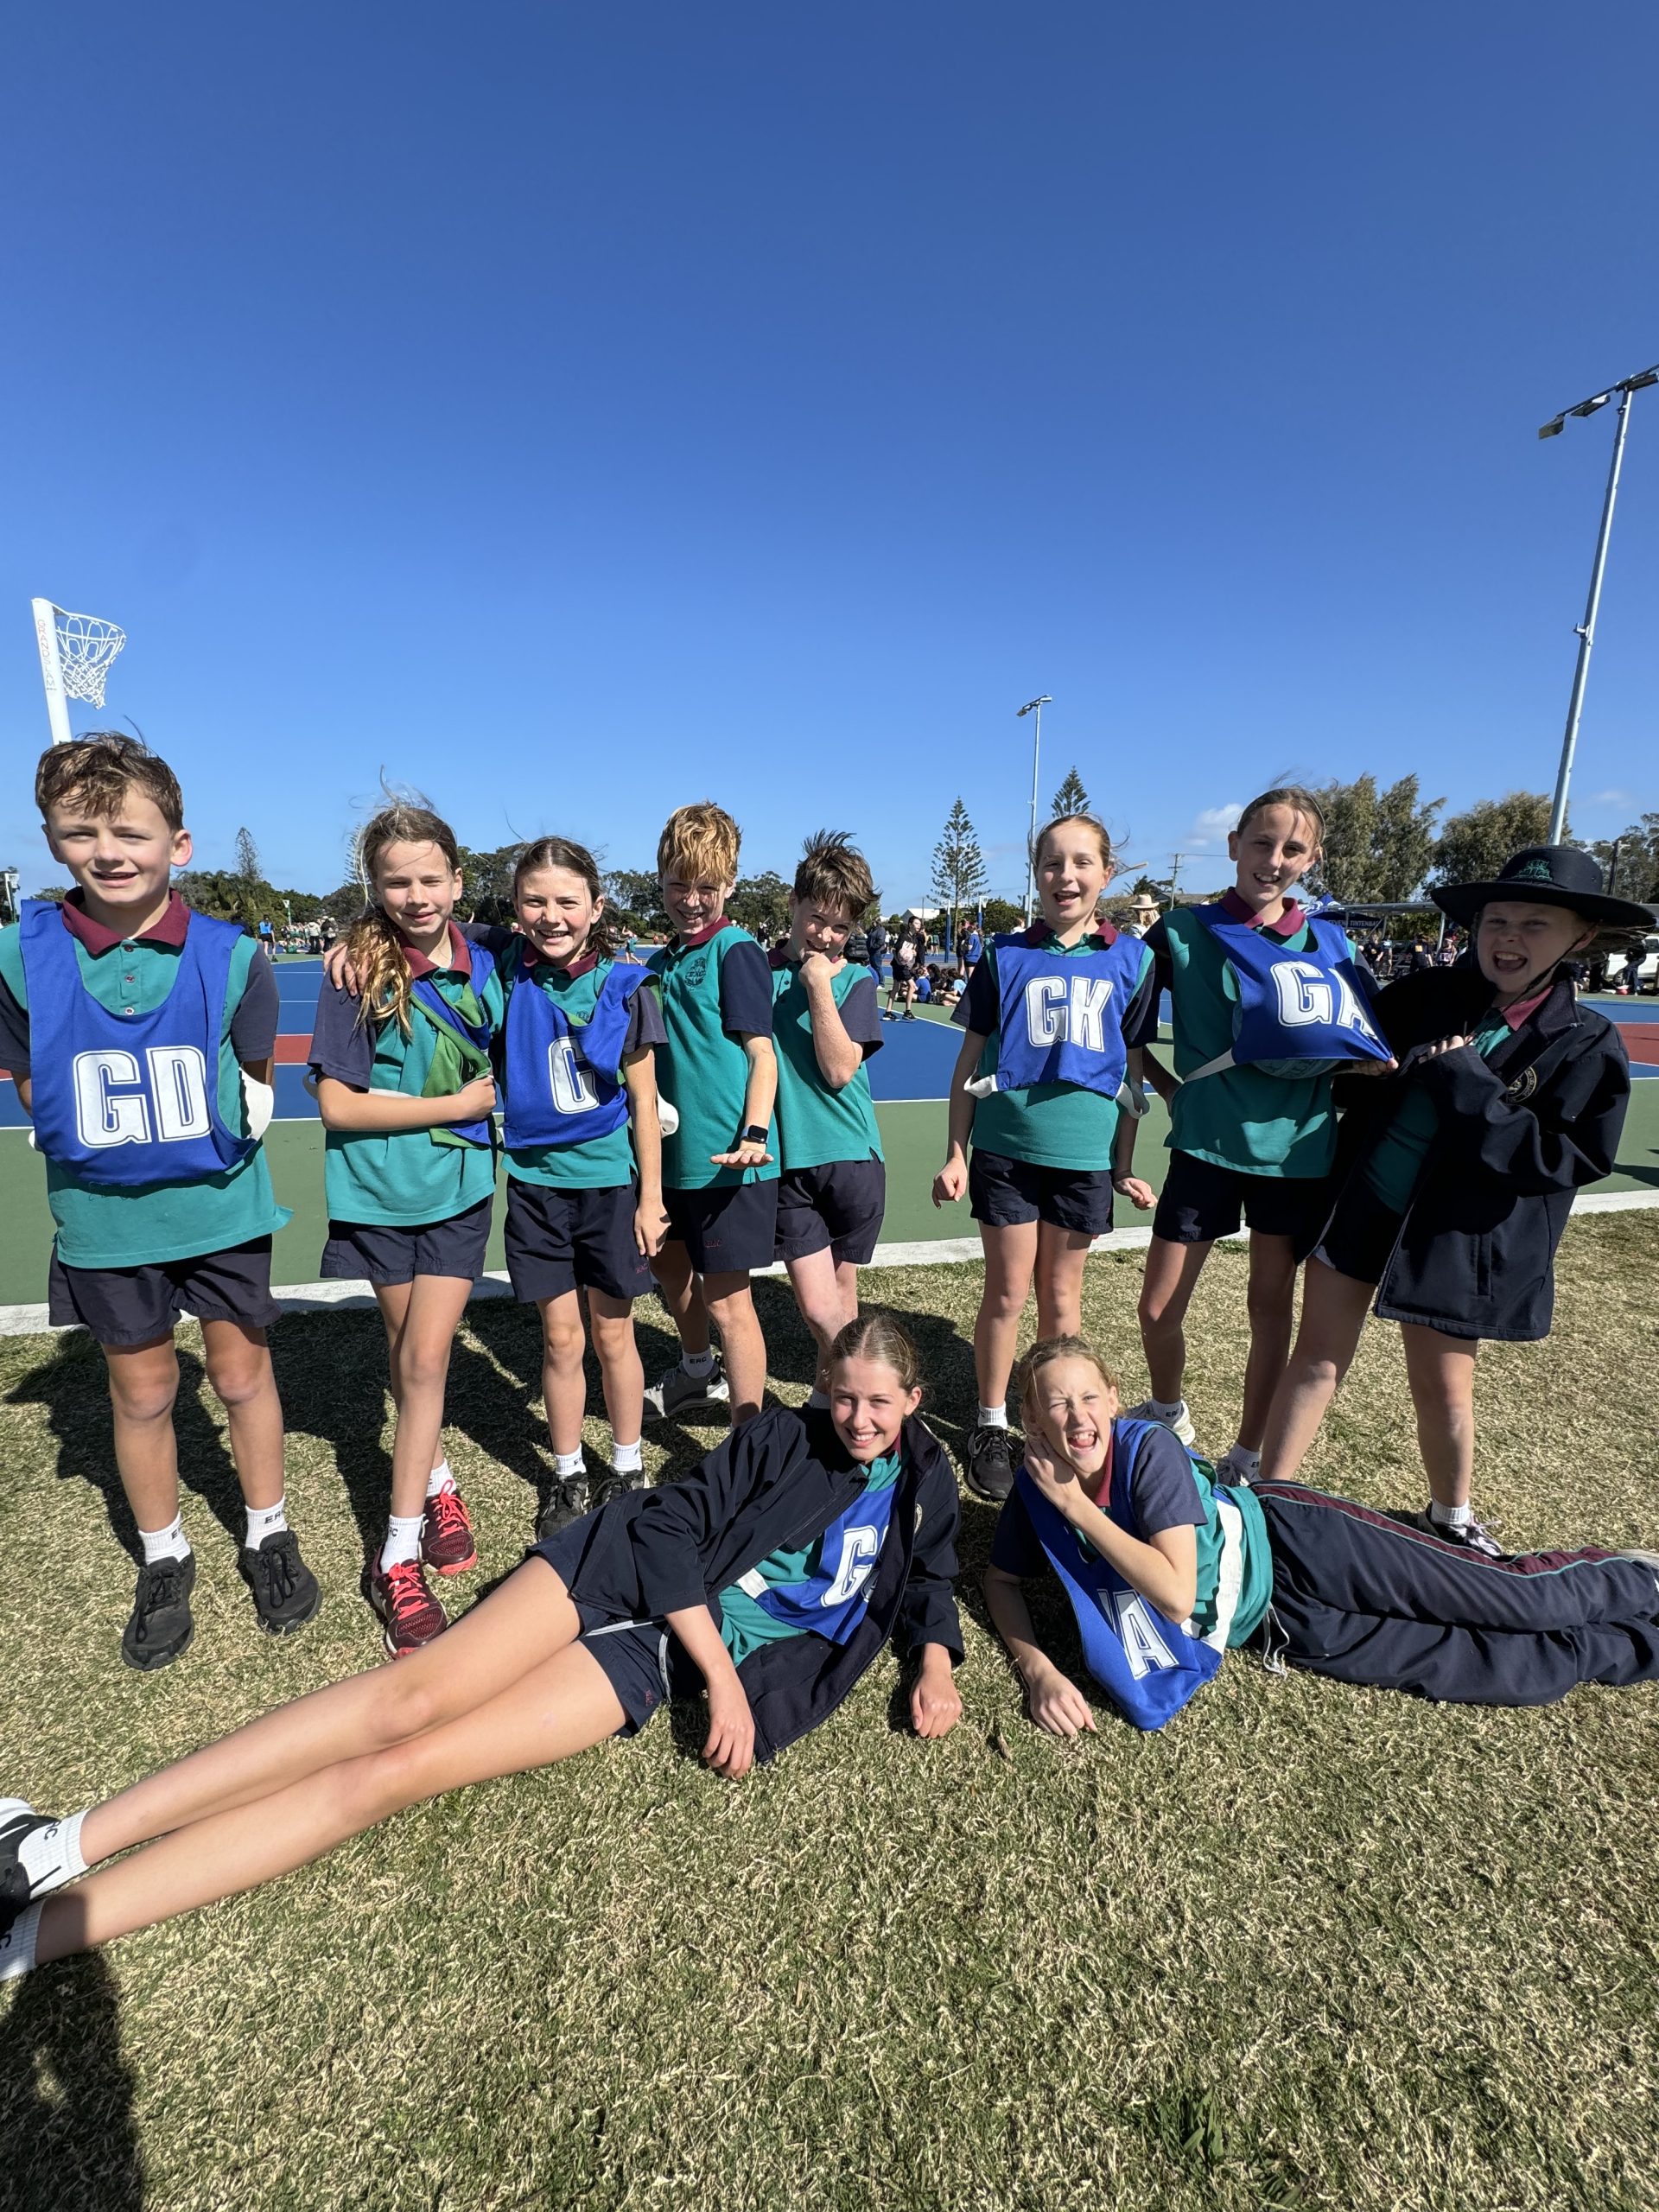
[932,1157,968,1206]
[321,941,360,995]
[710,1136,773,1169]
[1111,1173,1156,1211]
[702,1676,756,1779]
[910,1648,962,1738]
[1348,1053,1399,1078]
[454,1076,498,1122]
[633,1198,669,1257]
[1026,1662,1098,1739]
[798,950,835,988]
[1021,1425,1084,1519]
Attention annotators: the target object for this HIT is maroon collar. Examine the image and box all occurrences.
[1020,919,1121,950]
[670,915,732,952]
[60,887,191,956]
[404,920,473,982]
[1219,887,1306,939]
[519,938,604,983]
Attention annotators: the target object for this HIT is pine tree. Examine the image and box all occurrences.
[931,799,989,949]
[1050,766,1090,818]
[234,826,261,886]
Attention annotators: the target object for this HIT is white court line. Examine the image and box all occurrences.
[2,1187,1653,1338]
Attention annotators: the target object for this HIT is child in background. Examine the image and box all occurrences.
[933,810,1158,1503]
[769,833,887,1400]
[0,1313,963,1983]
[0,735,319,1669]
[1128,789,1389,1478]
[310,803,503,1656]
[1258,845,1642,1551]
[643,803,779,1427]
[486,838,668,1535]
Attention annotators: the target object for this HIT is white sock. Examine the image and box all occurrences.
[0,1903,41,1982]
[19,1809,88,1891]
[555,1450,587,1480]
[976,1403,1008,1429]
[139,1514,191,1567]
[244,1497,288,1548]
[426,1461,456,1499]
[805,1389,830,1411]
[1429,1499,1472,1530]
[1150,1397,1186,1423]
[379,1515,424,1572]
[612,1439,644,1475]
[682,1347,716,1380]
[1226,1443,1262,1478]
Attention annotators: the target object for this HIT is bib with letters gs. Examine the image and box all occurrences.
[965,930,1147,1111]
[1187,906,1389,1081]
[736,1476,902,1646]
[1015,1417,1249,1730]
[502,958,650,1152]
[19,899,257,1188]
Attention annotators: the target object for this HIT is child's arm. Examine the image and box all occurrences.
[800,954,864,1090]
[895,1444,965,1739]
[982,1567,1097,1738]
[1022,1425,1198,1625]
[662,1601,755,1780]
[709,1033,777,1168]
[933,1028,985,1205]
[621,1045,666,1257]
[1110,1047,1157,1211]
[315,1075,498,1134]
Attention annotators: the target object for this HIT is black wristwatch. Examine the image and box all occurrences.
[741,1124,770,1145]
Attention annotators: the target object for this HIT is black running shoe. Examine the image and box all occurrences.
[962,1424,1016,1503]
[121,1552,197,1671]
[0,1802,67,1931]
[238,1529,322,1637]
[535,1474,594,1545]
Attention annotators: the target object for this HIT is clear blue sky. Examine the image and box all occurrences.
[4,2,1655,910]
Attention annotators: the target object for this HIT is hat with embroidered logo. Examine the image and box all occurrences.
[1432,843,1656,930]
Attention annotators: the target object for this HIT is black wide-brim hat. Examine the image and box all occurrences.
[1433,844,1656,931]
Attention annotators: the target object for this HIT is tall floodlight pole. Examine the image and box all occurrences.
[1537,364,1657,844]
[1016,695,1052,923]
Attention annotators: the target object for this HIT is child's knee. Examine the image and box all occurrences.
[541,1311,588,1365]
[207,1348,275,1412]
[107,1351,182,1425]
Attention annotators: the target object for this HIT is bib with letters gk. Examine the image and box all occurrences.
[502,959,650,1152]
[1187,906,1388,1081]
[1016,1418,1249,1731]
[969,931,1145,1099]
[736,1478,901,1646]
[19,900,257,1188]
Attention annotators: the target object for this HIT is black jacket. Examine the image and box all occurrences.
[548,1406,963,1762]
[1316,969,1630,1341]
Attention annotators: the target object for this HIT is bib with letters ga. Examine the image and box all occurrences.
[1186,906,1389,1081]
[19,899,256,1188]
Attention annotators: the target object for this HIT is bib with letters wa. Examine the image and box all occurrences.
[982,931,1144,1096]
[1188,906,1389,1081]
[502,958,649,1152]
[1015,1418,1249,1731]
[19,899,256,1188]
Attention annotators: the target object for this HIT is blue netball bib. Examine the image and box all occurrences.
[741,1478,901,1645]
[502,959,649,1152]
[1016,1418,1248,1730]
[19,900,257,1188]
[1189,906,1389,1080]
[977,931,1145,1096]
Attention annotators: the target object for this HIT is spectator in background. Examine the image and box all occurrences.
[319,914,339,950]
[960,917,984,978]
[867,917,890,987]
[1124,893,1160,940]
[1408,937,1432,975]
[257,915,275,959]
[886,912,930,1022]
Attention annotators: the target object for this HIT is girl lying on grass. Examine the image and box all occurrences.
[0,1315,963,1982]
[984,1334,1659,1737]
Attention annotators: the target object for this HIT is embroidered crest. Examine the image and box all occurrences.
[682,956,708,988]
[1504,1065,1540,1102]
[1513,859,1554,883]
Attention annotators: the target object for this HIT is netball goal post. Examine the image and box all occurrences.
[32,598,127,747]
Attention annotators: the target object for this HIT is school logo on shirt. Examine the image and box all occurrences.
[72,1046,213,1150]
[681,956,709,988]
[1020,973,1115,1050]
[1504,1065,1539,1102]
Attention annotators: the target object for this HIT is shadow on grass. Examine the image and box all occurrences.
[0,1950,143,2207]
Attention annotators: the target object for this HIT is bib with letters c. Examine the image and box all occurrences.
[502,957,650,1152]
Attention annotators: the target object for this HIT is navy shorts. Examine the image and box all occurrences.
[504,1177,652,1303]
[321,1197,493,1286]
[661,1179,779,1276]
[1152,1151,1327,1246]
[969,1148,1115,1236]
[529,1527,702,1736]
[48,1236,281,1348]
[1311,1184,1405,1287]
[774,1157,886,1266]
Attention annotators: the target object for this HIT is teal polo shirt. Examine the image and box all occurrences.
[769,957,885,1170]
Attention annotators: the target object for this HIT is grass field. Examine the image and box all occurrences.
[3,1214,1656,2210]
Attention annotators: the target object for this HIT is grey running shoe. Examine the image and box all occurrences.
[642,1357,731,1422]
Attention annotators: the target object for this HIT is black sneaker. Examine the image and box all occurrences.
[962,1424,1016,1503]
[121,1551,197,1671]
[0,1802,70,1931]
[536,1473,594,1544]
[238,1530,322,1637]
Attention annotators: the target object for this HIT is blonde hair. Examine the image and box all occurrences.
[513,836,620,960]
[1236,786,1325,847]
[829,1310,922,1397]
[1032,810,1114,880]
[1017,1333,1121,1421]
[347,802,462,1034]
[658,801,741,886]
[35,734,185,834]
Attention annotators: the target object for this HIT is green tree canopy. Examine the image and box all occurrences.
[603,868,667,934]
[1049,766,1090,819]
[1431,792,1553,888]
[234,826,261,886]
[931,798,989,931]
[728,872,791,939]
[1307,774,1442,903]
[1589,815,1659,905]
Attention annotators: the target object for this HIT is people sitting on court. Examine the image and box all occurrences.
[0,1314,963,1983]
[983,1335,1659,1738]
[0,735,320,1671]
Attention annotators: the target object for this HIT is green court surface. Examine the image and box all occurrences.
[3,1081,1656,1307]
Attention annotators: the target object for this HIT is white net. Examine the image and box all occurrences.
[53,609,127,706]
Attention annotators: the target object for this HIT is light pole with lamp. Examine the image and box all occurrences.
[1537,362,1657,843]
[1016,695,1052,923]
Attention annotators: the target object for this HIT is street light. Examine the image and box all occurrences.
[1537,361,1658,843]
[1016,695,1052,923]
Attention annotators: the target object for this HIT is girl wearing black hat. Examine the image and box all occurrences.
[1256,846,1650,1553]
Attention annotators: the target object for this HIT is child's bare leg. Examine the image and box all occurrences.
[1137,1237,1211,1407]
[103,1336,184,1535]
[382,1275,473,1520]
[587,1290,644,1445]
[1256,1262,1376,1483]
[975,1222,1038,1411]
[785,1247,857,1393]
[651,1240,712,1357]
[37,1638,625,1967]
[78,1559,580,1865]
[1033,1224,1091,1341]
[200,1319,284,1510]
[702,1272,766,1422]
[376,1282,448,1477]
[1401,1325,1479,1511]
[1237,1232,1299,1452]
[537,1290,589,1456]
